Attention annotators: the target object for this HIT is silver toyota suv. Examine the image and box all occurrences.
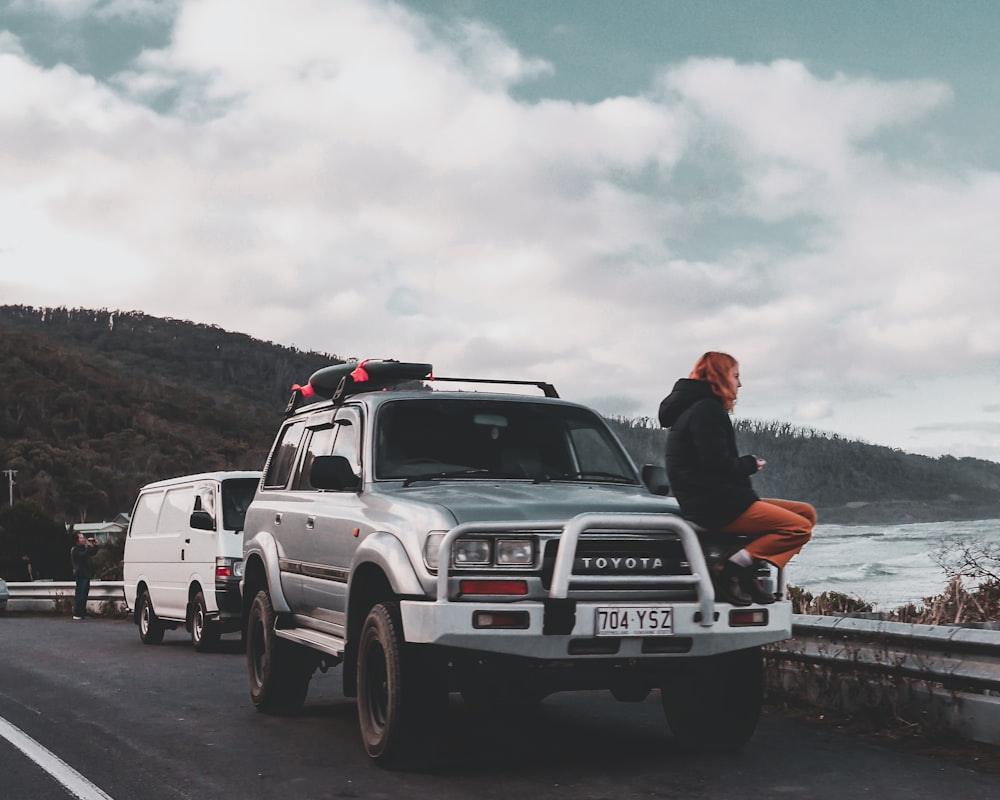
[241,360,792,767]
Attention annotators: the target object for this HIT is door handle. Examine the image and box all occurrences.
[306,516,316,530]
[274,513,282,525]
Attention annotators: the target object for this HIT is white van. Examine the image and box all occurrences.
[124,471,261,650]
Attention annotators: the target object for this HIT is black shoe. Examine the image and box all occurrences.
[740,567,776,605]
[710,560,753,606]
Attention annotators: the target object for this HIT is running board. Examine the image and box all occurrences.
[274,626,346,658]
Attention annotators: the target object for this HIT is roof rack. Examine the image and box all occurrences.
[429,376,559,398]
[284,360,560,416]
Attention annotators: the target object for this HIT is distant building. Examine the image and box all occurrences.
[68,512,130,545]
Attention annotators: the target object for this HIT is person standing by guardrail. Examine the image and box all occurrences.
[70,532,99,620]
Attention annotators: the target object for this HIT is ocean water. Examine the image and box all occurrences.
[785,518,1000,611]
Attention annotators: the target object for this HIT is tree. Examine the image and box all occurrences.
[0,501,72,581]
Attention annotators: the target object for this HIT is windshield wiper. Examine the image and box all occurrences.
[551,471,637,484]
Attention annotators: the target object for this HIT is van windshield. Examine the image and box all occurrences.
[221,478,259,531]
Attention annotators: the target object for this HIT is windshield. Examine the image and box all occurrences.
[374,398,637,484]
[221,478,259,531]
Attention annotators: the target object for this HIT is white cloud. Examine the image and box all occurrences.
[3,0,1000,459]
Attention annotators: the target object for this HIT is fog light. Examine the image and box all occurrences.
[473,610,530,629]
[729,609,768,626]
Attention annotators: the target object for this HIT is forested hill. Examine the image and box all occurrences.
[3,304,1000,528]
[0,304,342,522]
[609,417,1000,524]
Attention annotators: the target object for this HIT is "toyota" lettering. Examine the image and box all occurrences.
[578,556,664,570]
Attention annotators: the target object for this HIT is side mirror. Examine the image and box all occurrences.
[190,510,216,531]
[310,455,361,491]
[641,465,670,496]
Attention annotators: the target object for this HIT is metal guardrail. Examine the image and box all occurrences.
[766,613,1000,746]
[3,581,125,609]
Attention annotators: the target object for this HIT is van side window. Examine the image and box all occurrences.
[194,483,216,519]
[160,486,195,533]
[130,490,164,538]
[263,420,307,489]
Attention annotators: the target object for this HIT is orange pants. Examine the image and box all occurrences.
[719,498,816,569]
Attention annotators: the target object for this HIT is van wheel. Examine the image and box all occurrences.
[660,646,763,752]
[138,590,165,645]
[190,591,221,652]
[357,602,447,767]
[246,589,314,714]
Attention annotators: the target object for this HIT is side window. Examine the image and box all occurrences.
[159,486,194,534]
[263,420,307,489]
[193,482,217,518]
[332,408,361,470]
[130,490,164,538]
[221,478,259,531]
[295,425,338,491]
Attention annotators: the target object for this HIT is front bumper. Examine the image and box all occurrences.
[401,596,792,658]
[401,512,792,659]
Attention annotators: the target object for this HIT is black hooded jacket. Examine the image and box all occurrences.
[658,378,759,528]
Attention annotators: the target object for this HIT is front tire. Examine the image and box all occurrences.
[356,602,447,767]
[190,591,221,652]
[660,646,763,752]
[138,590,165,645]
[246,589,314,714]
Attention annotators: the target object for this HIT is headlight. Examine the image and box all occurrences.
[454,539,491,564]
[496,538,534,565]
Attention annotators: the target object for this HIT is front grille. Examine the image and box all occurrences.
[541,533,693,594]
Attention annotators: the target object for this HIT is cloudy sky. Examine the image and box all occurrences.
[2,0,1000,462]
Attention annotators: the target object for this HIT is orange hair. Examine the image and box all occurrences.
[689,351,739,411]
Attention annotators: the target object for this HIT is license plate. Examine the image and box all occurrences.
[595,606,673,637]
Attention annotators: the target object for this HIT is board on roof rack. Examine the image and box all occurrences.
[286,359,433,413]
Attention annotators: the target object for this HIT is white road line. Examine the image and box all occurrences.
[0,715,115,800]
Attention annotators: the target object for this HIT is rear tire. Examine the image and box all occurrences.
[138,590,165,645]
[246,589,314,714]
[660,646,763,752]
[190,591,221,652]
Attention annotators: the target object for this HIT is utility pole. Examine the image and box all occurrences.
[3,469,16,506]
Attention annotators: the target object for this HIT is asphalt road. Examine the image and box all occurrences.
[1,615,997,800]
